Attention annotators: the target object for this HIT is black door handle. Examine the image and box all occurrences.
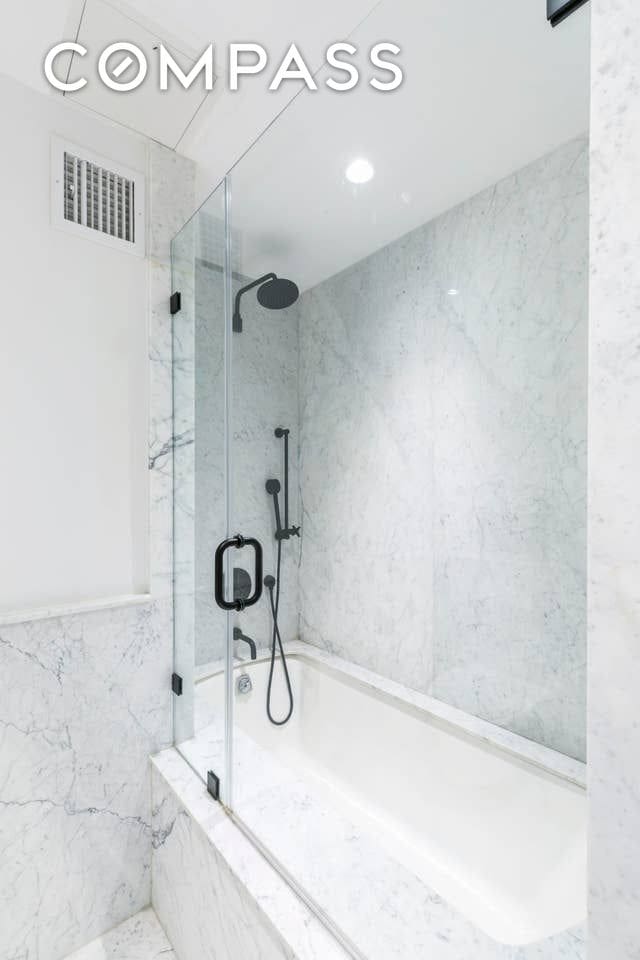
[214,535,263,611]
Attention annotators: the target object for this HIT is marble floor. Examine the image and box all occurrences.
[63,909,175,960]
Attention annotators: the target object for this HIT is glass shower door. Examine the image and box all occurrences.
[171,179,236,802]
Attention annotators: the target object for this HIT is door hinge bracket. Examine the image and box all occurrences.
[547,0,589,27]
[170,291,182,315]
[207,770,221,801]
[171,672,183,696]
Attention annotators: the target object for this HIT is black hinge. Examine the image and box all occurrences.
[170,291,182,315]
[171,672,183,696]
[547,0,589,26]
[207,770,220,801]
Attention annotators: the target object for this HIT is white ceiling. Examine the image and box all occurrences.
[65,0,208,144]
[0,0,590,289]
[224,0,591,289]
[0,0,377,149]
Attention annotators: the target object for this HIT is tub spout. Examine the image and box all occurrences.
[233,627,257,660]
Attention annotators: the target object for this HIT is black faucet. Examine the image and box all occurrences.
[233,627,257,660]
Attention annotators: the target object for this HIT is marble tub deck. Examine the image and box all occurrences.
[63,908,175,960]
[175,644,587,960]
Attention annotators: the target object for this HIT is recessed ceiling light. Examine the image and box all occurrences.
[447,288,459,297]
[345,158,374,184]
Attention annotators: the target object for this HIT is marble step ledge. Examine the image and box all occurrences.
[150,747,353,960]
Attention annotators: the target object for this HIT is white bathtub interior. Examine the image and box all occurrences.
[193,651,586,947]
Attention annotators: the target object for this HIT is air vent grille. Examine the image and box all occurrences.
[63,151,136,244]
[52,136,145,256]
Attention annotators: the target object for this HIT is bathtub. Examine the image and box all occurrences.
[195,645,586,951]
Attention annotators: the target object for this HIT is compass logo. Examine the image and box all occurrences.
[44,41,403,94]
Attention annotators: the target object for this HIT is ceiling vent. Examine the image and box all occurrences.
[51,136,145,256]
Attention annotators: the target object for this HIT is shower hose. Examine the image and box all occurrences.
[265,538,294,725]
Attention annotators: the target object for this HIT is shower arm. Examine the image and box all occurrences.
[233,273,276,332]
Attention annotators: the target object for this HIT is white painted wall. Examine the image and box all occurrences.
[0,73,149,613]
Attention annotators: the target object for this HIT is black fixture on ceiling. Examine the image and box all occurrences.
[233,273,300,332]
[547,0,589,27]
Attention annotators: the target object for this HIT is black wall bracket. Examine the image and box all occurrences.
[207,770,221,801]
[170,291,182,315]
[547,0,589,27]
[171,673,183,696]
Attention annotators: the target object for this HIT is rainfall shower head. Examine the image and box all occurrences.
[233,273,299,332]
[257,277,299,310]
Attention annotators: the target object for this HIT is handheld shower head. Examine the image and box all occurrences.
[265,478,281,495]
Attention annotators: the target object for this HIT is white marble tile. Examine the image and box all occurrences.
[298,137,588,760]
[0,593,152,628]
[63,908,175,960]
[297,236,434,696]
[0,601,172,960]
[151,752,348,960]
[429,137,588,761]
[588,1,640,955]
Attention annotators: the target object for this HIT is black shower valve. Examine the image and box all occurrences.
[275,524,300,541]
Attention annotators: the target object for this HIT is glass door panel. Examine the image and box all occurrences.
[171,180,233,801]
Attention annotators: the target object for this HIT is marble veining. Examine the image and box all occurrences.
[588,1,640,955]
[0,601,172,960]
[62,908,175,960]
[298,136,588,760]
